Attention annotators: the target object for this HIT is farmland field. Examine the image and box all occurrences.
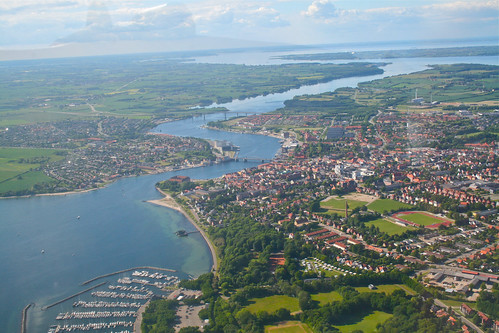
[0,171,54,193]
[0,148,65,193]
[0,59,383,126]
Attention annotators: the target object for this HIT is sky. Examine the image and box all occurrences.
[0,0,498,49]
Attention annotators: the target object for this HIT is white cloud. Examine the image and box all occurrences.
[191,1,288,34]
[302,0,339,23]
[0,0,497,47]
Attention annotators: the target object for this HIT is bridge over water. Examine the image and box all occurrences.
[235,156,273,163]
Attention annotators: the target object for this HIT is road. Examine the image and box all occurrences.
[434,299,484,333]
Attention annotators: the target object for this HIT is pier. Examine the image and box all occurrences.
[20,303,33,333]
[81,266,176,286]
[42,282,107,310]
[176,230,200,237]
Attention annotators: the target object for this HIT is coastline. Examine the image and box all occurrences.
[0,160,212,200]
[148,188,218,274]
[0,187,100,200]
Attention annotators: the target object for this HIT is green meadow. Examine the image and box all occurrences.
[311,291,343,306]
[355,284,416,295]
[333,310,393,333]
[0,148,64,194]
[245,295,300,314]
[265,321,313,333]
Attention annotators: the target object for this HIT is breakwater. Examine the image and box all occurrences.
[42,282,107,310]
[20,303,33,333]
[81,266,176,286]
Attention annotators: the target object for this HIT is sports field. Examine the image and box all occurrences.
[265,321,313,333]
[246,295,300,314]
[367,199,413,214]
[321,197,368,212]
[365,218,411,236]
[394,211,453,228]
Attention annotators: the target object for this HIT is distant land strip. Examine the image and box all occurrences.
[276,45,499,61]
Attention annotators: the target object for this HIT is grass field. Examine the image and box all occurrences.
[367,199,414,214]
[0,171,54,193]
[265,321,313,333]
[311,291,343,305]
[246,295,300,314]
[321,268,346,278]
[333,311,392,333]
[355,284,416,295]
[398,212,450,226]
[441,299,477,310]
[0,148,64,193]
[365,218,411,236]
[321,197,368,212]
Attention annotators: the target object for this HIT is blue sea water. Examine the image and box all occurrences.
[0,43,497,332]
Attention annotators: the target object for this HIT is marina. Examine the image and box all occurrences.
[72,301,141,309]
[44,269,179,332]
[48,321,133,332]
[56,311,137,320]
[80,266,177,286]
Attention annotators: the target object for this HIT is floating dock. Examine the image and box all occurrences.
[81,266,176,286]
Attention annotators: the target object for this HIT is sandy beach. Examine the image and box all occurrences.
[148,188,218,273]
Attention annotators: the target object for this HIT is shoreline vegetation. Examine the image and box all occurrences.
[148,187,219,274]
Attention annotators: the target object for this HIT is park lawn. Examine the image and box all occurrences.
[400,212,449,226]
[320,210,346,218]
[246,295,300,314]
[333,311,393,333]
[311,291,343,306]
[265,321,313,333]
[321,197,368,211]
[367,199,414,214]
[355,284,416,295]
[365,219,411,236]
